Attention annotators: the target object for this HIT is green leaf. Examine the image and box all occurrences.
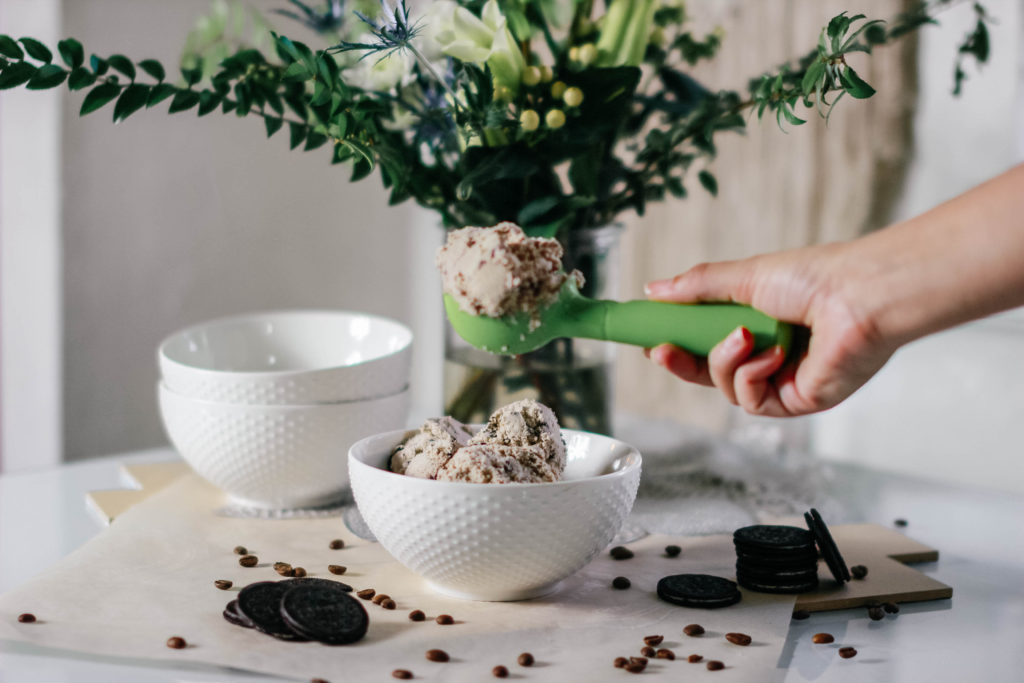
[350,158,373,182]
[0,35,24,60]
[0,61,36,89]
[107,54,135,80]
[343,139,374,166]
[221,98,237,114]
[68,67,96,90]
[181,64,202,86]
[840,66,875,99]
[304,130,328,151]
[146,83,176,106]
[138,59,165,82]
[57,38,84,68]
[19,37,52,63]
[697,170,718,197]
[288,122,306,150]
[90,54,108,75]
[264,116,283,138]
[197,90,221,116]
[79,82,122,115]
[281,61,312,83]
[168,89,200,113]
[801,60,825,97]
[780,102,806,126]
[26,63,67,89]
[517,196,561,227]
[113,84,150,122]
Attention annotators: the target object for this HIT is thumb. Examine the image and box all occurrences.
[644,260,755,305]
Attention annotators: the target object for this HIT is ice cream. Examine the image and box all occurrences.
[389,399,566,484]
[436,222,583,319]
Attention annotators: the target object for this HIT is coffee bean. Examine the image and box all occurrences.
[214,580,232,590]
[613,657,629,668]
[665,545,682,557]
[612,576,631,590]
[233,546,247,555]
[624,662,645,673]
[409,610,426,622]
[868,606,885,621]
[275,563,294,577]
[656,648,675,660]
[706,660,725,671]
[643,635,663,646]
[894,518,908,527]
[436,614,454,625]
[609,546,634,560]
[328,565,347,575]
[238,555,258,568]
[641,646,656,657]
[518,652,534,667]
[426,649,449,662]
[166,636,187,649]
[629,657,647,666]
[17,613,35,623]
[811,633,834,644]
[392,670,413,680]
[683,623,705,637]
[687,654,703,663]
[381,599,396,610]
[492,665,509,678]
[792,610,811,620]
[839,647,857,659]
[373,593,390,605]
[883,602,900,614]
[851,565,868,580]
[725,632,752,646]
[292,567,307,578]
[329,539,345,550]
[356,589,375,600]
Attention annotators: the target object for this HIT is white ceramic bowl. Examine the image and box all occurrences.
[159,383,410,509]
[349,428,642,601]
[159,310,412,404]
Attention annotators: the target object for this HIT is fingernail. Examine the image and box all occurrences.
[726,326,750,351]
[644,280,670,297]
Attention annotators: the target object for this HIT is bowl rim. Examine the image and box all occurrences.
[348,426,642,490]
[157,381,410,409]
[158,309,413,378]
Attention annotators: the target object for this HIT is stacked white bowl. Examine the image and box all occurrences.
[157,310,412,510]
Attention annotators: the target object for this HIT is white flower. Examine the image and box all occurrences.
[346,34,416,91]
[427,0,525,94]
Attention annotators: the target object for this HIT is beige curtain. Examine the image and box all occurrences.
[615,0,918,430]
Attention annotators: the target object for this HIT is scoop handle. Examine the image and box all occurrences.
[594,299,794,356]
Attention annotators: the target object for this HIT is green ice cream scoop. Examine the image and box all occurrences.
[444,280,793,356]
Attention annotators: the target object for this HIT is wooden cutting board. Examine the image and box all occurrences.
[87,461,951,611]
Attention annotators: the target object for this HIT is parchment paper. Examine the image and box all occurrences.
[0,474,796,681]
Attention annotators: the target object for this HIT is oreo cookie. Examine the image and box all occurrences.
[735,563,818,585]
[236,581,307,641]
[223,599,253,628]
[735,549,818,567]
[736,575,819,594]
[280,577,353,593]
[280,584,369,645]
[733,525,815,553]
[657,574,742,609]
[805,508,850,584]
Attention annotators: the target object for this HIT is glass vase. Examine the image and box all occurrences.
[443,225,622,434]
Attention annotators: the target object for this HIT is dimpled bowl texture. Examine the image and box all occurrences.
[349,428,642,601]
[159,383,410,509]
[159,310,412,404]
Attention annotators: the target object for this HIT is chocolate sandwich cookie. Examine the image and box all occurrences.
[804,508,850,584]
[237,581,307,641]
[280,584,369,645]
[280,577,353,593]
[736,575,819,594]
[733,525,815,554]
[657,574,742,609]
[735,564,819,585]
[223,599,253,628]
[735,549,819,567]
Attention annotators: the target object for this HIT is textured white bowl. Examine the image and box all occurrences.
[349,428,642,601]
[159,383,410,509]
[159,310,412,404]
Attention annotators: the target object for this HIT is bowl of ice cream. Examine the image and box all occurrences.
[348,401,642,601]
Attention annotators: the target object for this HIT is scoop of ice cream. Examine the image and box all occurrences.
[390,416,474,479]
[469,398,566,475]
[436,444,558,484]
[436,222,583,319]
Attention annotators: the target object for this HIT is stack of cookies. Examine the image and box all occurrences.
[733,525,820,594]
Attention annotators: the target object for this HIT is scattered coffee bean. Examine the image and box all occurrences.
[839,647,858,659]
[292,567,307,578]
[612,576,631,590]
[518,652,534,667]
[624,662,645,674]
[811,633,834,644]
[328,565,347,575]
[426,649,449,662]
[17,613,35,623]
[492,665,509,678]
[436,614,454,625]
[609,546,634,560]
[706,660,725,671]
[883,602,900,614]
[275,564,294,577]
[851,565,868,580]
[233,546,247,555]
[239,555,258,568]
[373,594,389,605]
[656,648,675,660]
[894,518,908,527]
[391,671,413,680]
[381,599,396,610]
[792,610,811,620]
[725,632,752,646]
[613,657,629,668]
[329,539,345,550]
[641,646,656,657]
[683,623,705,637]
[214,580,233,590]
[166,636,187,649]
[409,610,426,622]
[356,589,376,600]
[687,654,703,663]
[643,635,663,646]
[868,606,885,621]
[630,657,648,665]
[665,545,682,557]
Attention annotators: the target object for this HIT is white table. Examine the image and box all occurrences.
[1,448,1023,682]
